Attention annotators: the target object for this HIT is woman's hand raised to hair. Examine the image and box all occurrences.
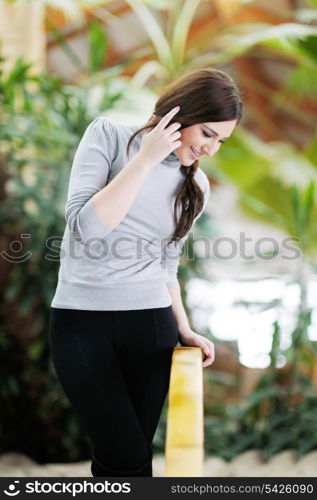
[138,106,182,167]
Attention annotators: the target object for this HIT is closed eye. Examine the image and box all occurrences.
[202,130,225,144]
[202,131,211,138]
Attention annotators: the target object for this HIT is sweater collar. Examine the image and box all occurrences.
[131,121,181,167]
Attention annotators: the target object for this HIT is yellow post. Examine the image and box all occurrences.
[165,347,204,477]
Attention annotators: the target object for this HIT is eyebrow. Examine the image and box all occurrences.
[203,124,229,140]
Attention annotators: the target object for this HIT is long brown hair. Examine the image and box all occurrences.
[127,68,243,242]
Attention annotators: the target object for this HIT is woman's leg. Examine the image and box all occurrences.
[114,306,179,448]
[48,305,179,477]
[48,307,152,476]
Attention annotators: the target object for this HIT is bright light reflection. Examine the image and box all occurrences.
[187,276,317,369]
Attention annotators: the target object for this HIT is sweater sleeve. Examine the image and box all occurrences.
[163,178,211,290]
[163,235,188,291]
[64,116,117,245]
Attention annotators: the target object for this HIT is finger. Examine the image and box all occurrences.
[169,131,182,148]
[201,344,214,363]
[166,121,182,134]
[205,341,214,353]
[202,357,212,368]
[202,352,214,367]
[172,141,182,150]
[207,343,214,356]
[201,343,211,357]
[170,130,182,143]
[203,360,213,368]
[207,348,215,361]
[157,106,180,130]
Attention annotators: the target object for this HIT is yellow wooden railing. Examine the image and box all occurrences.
[165,347,204,477]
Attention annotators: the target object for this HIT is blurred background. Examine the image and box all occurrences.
[0,0,317,477]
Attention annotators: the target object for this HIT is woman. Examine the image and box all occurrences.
[48,67,243,477]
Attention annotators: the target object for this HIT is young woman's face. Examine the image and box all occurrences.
[174,119,237,166]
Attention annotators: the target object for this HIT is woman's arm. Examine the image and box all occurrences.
[66,107,181,244]
[92,108,182,230]
[167,285,191,335]
[65,117,156,244]
[167,284,215,368]
[92,150,154,229]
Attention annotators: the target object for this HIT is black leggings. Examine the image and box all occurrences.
[48,306,179,477]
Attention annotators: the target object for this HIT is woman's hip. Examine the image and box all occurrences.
[48,305,179,363]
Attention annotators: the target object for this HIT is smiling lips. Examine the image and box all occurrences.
[190,146,200,159]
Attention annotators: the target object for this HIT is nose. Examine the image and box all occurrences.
[202,144,218,157]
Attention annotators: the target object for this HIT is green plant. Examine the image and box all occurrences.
[0,57,126,461]
[203,370,317,461]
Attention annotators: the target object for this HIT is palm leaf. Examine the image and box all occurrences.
[88,19,108,72]
[294,8,317,24]
[130,60,168,87]
[171,0,202,68]
[142,0,171,8]
[193,22,317,63]
[124,0,173,69]
[43,0,112,26]
[225,23,317,52]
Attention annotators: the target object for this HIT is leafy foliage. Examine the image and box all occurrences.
[0,58,124,461]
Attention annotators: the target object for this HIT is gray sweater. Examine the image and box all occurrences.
[51,116,210,310]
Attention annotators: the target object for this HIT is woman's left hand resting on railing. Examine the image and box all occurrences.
[179,329,215,368]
